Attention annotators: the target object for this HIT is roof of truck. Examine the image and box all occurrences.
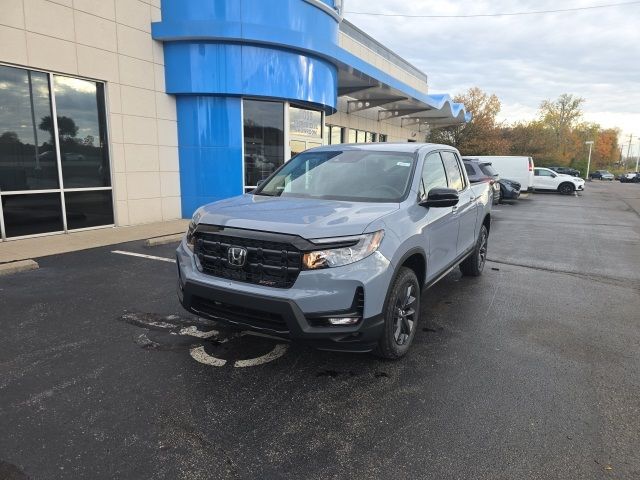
[314,143,457,154]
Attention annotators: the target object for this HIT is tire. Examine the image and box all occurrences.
[460,225,488,277]
[558,182,575,195]
[374,267,420,360]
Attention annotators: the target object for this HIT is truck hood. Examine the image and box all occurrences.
[195,194,399,239]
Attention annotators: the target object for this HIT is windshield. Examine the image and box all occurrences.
[255,150,416,202]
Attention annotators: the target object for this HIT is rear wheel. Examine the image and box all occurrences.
[558,182,575,195]
[374,267,420,360]
[460,225,488,277]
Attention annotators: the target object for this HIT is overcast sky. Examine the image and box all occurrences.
[344,0,640,152]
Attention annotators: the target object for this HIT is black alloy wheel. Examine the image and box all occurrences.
[393,283,417,346]
[460,225,489,277]
[559,183,575,195]
[375,267,421,359]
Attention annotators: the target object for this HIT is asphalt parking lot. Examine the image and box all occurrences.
[1,181,639,480]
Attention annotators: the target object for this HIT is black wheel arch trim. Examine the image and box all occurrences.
[392,247,428,288]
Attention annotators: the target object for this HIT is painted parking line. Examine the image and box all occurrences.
[120,312,290,368]
[112,250,176,263]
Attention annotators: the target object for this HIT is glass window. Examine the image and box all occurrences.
[0,65,113,240]
[463,163,475,177]
[441,151,465,191]
[365,132,374,143]
[0,65,58,191]
[420,153,448,198]
[243,100,284,187]
[329,126,342,145]
[2,193,63,238]
[290,140,306,158]
[479,163,498,177]
[53,76,110,188]
[289,106,321,138]
[535,168,554,177]
[256,150,415,202]
[378,134,387,143]
[64,191,114,230]
[348,129,357,143]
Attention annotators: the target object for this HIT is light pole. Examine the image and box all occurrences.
[636,140,640,173]
[585,141,594,180]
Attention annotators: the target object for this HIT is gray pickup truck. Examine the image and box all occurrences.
[176,143,492,358]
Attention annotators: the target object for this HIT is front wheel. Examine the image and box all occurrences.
[460,225,488,277]
[374,267,420,360]
[558,182,575,195]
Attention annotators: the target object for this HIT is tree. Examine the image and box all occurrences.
[429,87,510,155]
[539,94,585,163]
[39,115,78,140]
[0,131,20,144]
[503,121,553,158]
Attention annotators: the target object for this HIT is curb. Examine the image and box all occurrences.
[145,233,184,247]
[0,259,39,276]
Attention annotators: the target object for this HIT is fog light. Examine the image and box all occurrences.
[327,317,360,326]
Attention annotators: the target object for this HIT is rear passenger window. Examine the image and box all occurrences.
[420,153,448,198]
[441,151,465,191]
[464,163,474,176]
[479,164,498,177]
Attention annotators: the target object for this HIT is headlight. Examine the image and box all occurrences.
[185,209,203,252]
[185,220,196,252]
[303,230,384,269]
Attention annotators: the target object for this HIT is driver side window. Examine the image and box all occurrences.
[419,153,448,198]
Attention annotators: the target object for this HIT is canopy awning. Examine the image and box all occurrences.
[333,50,470,128]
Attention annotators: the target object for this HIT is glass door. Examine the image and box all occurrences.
[289,105,322,159]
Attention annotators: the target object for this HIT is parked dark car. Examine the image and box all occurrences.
[498,178,521,201]
[589,170,614,181]
[620,172,640,183]
[463,158,501,204]
[549,166,581,177]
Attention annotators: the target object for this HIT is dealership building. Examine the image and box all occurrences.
[0,0,468,241]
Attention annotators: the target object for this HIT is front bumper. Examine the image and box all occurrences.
[176,239,392,352]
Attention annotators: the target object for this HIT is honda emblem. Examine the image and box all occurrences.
[227,246,247,267]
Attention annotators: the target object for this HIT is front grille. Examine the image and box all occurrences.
[191,295,288,332]
[194,230,302,289]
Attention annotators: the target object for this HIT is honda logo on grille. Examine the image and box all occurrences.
[227,246,247,267]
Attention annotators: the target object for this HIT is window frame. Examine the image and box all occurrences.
[0,62,114,241]
[419,151,449,200]
[440,150,467,192]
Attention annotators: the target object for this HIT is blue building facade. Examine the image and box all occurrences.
[152,0,469,218]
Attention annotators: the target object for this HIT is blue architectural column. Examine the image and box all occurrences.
[153,0,341,218]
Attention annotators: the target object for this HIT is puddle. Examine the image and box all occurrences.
[119,312,288,368]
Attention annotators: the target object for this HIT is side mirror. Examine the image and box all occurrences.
[419,187,459,208]
[256,179,266,186]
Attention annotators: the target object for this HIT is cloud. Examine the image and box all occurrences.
[344,0,640,136]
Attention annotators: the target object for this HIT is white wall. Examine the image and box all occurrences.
[338,32,428,94]
[0,0,180,226]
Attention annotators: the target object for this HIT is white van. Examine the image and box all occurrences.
[462,156,535,191]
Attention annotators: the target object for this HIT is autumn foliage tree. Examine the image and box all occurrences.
[430,88,620,173]
[429,87,510,155]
